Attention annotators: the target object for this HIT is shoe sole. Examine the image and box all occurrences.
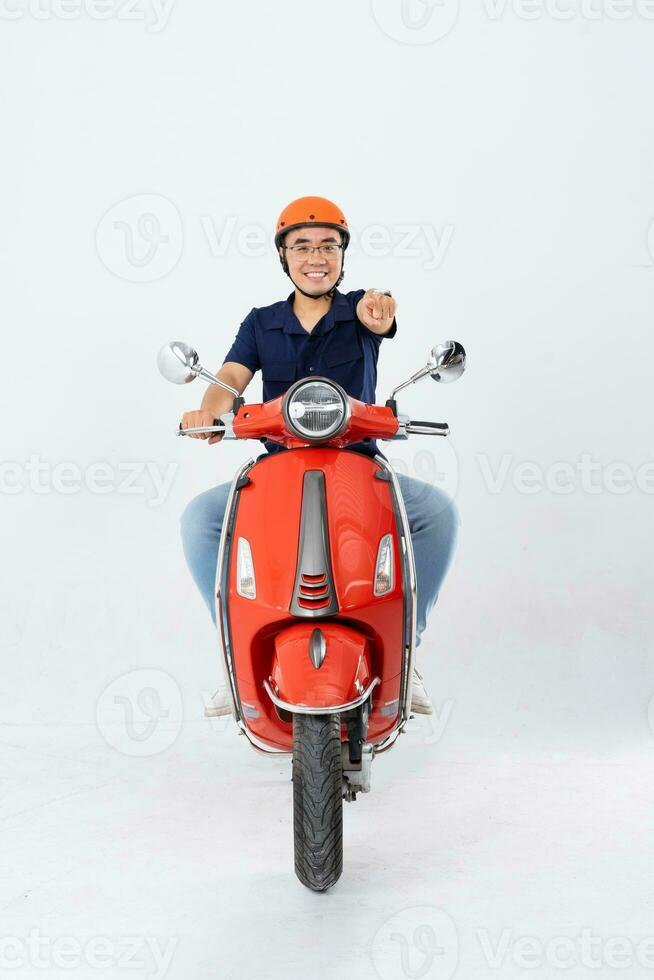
[410,702,434,715]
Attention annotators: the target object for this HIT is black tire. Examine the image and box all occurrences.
[292,713,343,892]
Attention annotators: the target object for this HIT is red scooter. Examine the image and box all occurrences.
[158,339,465,891]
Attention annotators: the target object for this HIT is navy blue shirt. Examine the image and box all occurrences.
[222,289,397,459]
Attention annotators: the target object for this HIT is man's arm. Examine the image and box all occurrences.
[200,362,253,416]
[181,361,253,444]
[356,289,397,337]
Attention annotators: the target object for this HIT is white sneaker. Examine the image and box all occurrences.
[204,687,231,718]
[410,666,434,715]
[205,667,433,718]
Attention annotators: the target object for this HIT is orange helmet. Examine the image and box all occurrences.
[274,196,350,250]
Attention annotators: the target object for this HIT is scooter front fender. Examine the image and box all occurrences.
[266,622,376,713]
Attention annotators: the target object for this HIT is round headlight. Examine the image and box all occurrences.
[284,379,348,441]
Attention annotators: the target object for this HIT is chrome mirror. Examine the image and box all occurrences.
[390,340,466,401]
[157,341,200,384]
[427,341,466,383]
[157,341,240,397]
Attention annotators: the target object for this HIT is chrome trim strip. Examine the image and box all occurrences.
[289,471,339,618]
[373,454,417,730]
[235,718,291,755]
[373,725,404,754]
[212,459,306,757]
[214,457,256,725]
[263,677,380,715]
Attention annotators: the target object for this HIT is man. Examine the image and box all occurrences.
[179,196,459,716]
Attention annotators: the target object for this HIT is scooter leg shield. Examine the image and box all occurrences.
[269,622,373,710]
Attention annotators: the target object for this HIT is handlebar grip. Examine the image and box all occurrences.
[405,420,449,436]
[178,418,224,432]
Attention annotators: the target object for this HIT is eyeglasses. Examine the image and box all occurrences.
[285,244,343,257]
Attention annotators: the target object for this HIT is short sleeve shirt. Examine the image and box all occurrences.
[222,288,397,459]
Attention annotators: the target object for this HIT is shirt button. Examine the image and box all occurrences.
[309,367,314,373]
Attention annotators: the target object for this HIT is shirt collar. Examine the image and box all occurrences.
[266,289,351,335]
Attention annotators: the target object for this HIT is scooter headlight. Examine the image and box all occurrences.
[284,379,348,441]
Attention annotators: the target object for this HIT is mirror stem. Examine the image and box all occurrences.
[390,366,431,400]
[194,364,240,398]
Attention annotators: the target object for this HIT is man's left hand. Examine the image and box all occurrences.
[356,289,397,335]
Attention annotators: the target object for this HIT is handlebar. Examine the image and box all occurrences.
[177,413,236,438]
[175,419,450,442]
[175,411,449,441]
[404,420,449,436]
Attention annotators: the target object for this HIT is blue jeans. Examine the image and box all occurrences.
[180,473,459,648]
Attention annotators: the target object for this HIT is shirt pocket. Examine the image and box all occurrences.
[324,338,363,369]
[263,360,297,382]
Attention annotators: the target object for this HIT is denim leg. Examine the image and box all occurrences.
[179,482,232,626]
[395,473,460,648]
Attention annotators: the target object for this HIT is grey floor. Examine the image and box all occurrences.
[3,626,652,980]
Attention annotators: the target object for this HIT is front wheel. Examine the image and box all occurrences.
[292,713,343,892]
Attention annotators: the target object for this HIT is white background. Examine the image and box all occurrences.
[1,1,653,978]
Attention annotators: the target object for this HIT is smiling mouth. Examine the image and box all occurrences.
[304,271,328,280]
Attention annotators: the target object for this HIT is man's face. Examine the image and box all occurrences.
[280,225,343,296]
